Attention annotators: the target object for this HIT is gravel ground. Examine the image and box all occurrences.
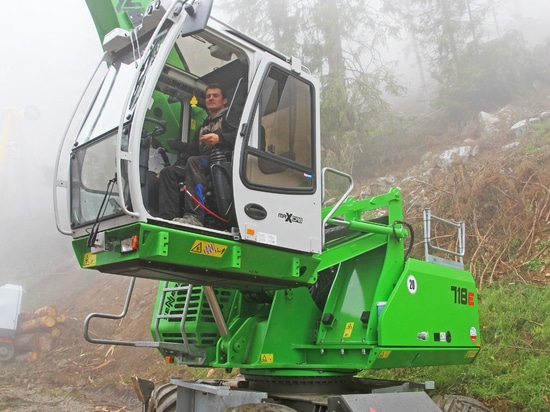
[1,379,142,412]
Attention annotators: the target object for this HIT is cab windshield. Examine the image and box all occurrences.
[75,61,136,146]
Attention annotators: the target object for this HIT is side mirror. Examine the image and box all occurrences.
[181,0,214,36]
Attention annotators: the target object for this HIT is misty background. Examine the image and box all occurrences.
[0,0,549,301]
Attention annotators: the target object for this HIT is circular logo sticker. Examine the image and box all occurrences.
[470,326,478,342]
[407,275,418,294]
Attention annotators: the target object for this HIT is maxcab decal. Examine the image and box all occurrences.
[278,212,304,224]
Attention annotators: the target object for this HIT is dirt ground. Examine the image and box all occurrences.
[0,275,187,412]
[0,383,141,412]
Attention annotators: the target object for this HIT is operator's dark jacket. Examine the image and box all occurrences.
[171,107,237,167]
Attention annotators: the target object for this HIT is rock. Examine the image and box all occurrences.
[368,176,399,192]
[420,151,434,167]
[496,105,518,124]
[510,119,529,137]
[479,111,501,139]
[376,175,396,186]
[437,146,478,170]
[502,142,520,150]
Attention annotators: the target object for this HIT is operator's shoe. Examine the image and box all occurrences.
[173,214,203,227]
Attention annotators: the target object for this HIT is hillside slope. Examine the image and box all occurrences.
[359,95,550,287]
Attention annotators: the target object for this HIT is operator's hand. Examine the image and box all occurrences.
[200,132,220,147]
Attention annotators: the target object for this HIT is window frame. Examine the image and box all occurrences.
[240,64,317,194]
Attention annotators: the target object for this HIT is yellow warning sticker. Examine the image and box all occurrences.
[465,350,478,358]
[83,253,96,267]
[378,350,392,359]
[343,322,354,338]
[261,354,274,363]
[190,240,227,258]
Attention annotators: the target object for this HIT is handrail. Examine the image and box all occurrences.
[321,167,354,247]
[83,277,205,363]
[83,277,138,346]
[423,208,465,269]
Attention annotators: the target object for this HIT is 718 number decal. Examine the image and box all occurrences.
[451,286,475,306]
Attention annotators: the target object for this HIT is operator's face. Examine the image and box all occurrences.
[205,88,227,116]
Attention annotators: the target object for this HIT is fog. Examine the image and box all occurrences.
[0,1,234,301]
[386,0,550,112]
[0,0,549,299]
[0,1,103,295]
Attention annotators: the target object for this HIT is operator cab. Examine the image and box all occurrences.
[55,0,323,255]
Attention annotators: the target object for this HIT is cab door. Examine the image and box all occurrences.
[233,60,322,254]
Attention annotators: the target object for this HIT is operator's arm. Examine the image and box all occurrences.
[213,118,237,150]
[200,119,237,150]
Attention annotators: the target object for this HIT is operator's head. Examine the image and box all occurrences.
[205,83,227,117]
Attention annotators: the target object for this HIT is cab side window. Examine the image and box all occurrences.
[244,66,315,192]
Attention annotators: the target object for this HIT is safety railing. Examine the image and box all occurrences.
[423,208,465,270]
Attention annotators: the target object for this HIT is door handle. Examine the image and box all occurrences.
[244,203,267,220]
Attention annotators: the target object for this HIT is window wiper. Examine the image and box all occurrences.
[87,175,118,248]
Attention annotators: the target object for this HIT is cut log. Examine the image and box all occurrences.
[55,313,67,323]
[19,306,58,323]
[33,306,57,318]
[27,351,39,362]
[50,327,61,338]
[18,316,56,334]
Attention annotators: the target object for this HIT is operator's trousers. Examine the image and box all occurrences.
[184,155,210,223]
[158,165,186,220]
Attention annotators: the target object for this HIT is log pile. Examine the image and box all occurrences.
[15,305,67,361]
